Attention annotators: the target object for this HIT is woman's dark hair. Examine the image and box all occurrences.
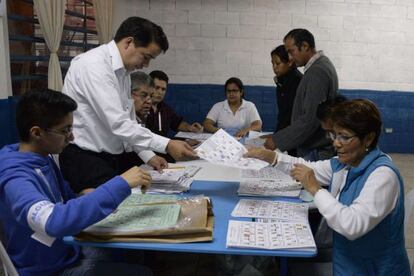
[317,95,348,122]
[284,28,315,50]
[16,89,77,142]
[270,45,290,63]
[114,17,169,53]
[224,77,244,99]
[149,70,169,84]
[331,99,382,150]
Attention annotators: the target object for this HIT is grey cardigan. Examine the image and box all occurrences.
[272,55,339,156]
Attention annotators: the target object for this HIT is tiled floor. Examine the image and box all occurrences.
[1,153,414,276]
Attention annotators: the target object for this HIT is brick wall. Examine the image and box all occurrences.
[113,0,414,91]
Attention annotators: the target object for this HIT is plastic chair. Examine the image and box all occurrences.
[0,241,18,276]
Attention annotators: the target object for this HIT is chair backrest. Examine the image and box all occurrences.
[0,241,19,276]
[404,189,414,235]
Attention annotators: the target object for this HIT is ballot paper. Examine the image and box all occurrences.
[231,199,308,222]
[226,220,316,250]
[244,131,272,147]
[238,180,302,197]
[238,167,302,197]
[118,194,179,207]
[195,129,269,170]
[85,204,181,234]
[134,165,201,194]
[175,131,213,141]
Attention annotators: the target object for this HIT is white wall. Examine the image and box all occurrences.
[0,0,12,99]
[114,0,414,91]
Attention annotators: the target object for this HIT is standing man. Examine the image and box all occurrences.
[265,29,339,161]
[60,17,196,194]
[146,70,203,138]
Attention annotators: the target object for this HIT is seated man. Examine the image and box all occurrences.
[119,71,168,171]
[0,89,152,275]
[146,70,202,137]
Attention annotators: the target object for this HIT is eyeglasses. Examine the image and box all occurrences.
[45,126,73,138]
[132,91,152,100]
[327,132,357,144]
[226,89,240,94]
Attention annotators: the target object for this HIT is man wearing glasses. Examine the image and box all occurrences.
[60,17,197,194]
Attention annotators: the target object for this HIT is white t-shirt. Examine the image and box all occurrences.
[206,99,262,130]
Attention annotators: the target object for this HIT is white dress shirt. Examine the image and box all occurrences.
[275,153,400,241]
[206,99,262,130]
[62,40,169,161]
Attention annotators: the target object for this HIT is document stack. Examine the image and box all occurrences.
[227,199,316,251]
[135,165,201,194]
[238,166,302,198]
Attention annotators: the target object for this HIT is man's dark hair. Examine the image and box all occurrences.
[284,28,315,50]
[16,89,77,142]
[114,17,169,52]
[149,70,169,84]
[331,99,382,150]
[317,95,347,122]
[271,45,290,63]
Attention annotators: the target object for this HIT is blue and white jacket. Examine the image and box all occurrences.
[0,143,131,275]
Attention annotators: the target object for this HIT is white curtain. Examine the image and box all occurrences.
[33,0,66,91]
[92,0,113,44]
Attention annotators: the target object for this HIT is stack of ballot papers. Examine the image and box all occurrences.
[226,199,316,250]
[134,165,201,194]
[238,167,302,197]
[195,129,269,170]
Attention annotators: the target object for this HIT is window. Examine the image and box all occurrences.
[8,0,99,96]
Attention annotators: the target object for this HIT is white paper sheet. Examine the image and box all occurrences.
[231,199,308,222]
[195,129,269,170]
[226,220,316,250]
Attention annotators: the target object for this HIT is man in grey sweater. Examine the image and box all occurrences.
[265,28,338,161]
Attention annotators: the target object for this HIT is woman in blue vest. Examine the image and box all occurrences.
[245,99,410,275]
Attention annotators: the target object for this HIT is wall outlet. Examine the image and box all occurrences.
[385,128,393,133]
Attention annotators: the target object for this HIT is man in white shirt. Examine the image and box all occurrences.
[59,17,196,194]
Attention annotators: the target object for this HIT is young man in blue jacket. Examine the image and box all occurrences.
[0,89,152,275]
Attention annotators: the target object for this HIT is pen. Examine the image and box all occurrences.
[158,112,162,132]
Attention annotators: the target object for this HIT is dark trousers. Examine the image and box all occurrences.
[59,144,143,193]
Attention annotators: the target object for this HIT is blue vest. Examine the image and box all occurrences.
[330,148,410,276]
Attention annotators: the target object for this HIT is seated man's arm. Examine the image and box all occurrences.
[178,121,203,133]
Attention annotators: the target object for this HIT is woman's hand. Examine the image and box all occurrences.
[290,164,321,196]
[244,146,276,164]
[235,128,250,138]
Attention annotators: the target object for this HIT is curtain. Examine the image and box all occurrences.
[92,0,113,44]
[33,0,66,91]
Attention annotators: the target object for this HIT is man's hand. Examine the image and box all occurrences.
[290,164,321,195]
[186,139,201,147]
[78,188,95,196]
[188,122,203,133]
[147,155,168,172]
[120,166,152,192]
[264,137,276,150]
[244,146,276,164]
[167,140,198,161]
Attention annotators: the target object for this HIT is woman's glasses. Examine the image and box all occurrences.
[327,132,357,144]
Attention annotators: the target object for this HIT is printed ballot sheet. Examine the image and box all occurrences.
[238,180,302,197]
[238,167,302,197]
[226,220,316,250]
[86,203,181,234]
[231,199,308,222]
[195,129,269,170]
